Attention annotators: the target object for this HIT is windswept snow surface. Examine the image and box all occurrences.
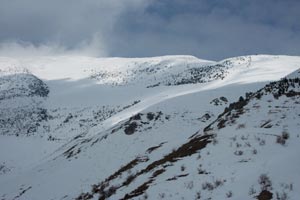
[0,54,300,200]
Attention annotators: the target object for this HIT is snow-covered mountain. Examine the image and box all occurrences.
[0,55,300,200]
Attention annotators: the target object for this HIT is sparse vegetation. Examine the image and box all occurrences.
[195,191,201,199]
[234,150,243,156]
[275,191,288,200]
[249,185,256,195]
[197,164,208,175]
[253,149,258,155]
[184,181,194,190]
[276,131,289,145]
[226,191,233,198]
[212,137,218,145]
[124,173,136,186]
[259,174,272,191]
[181,164,186,172]
[158,193,165,199]
[202,182,215,191]
[3,58,300,200]
[124,121,138,135]
[201,179,224,191]
[0,162,11,175]
[214,179,224,187]
[259,139,266,146]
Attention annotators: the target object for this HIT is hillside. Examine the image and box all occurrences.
[0,55,300,200]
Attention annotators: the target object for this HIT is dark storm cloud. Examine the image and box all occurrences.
[0,0,149,56]
[110,0,300,59]
[0,0,299,60]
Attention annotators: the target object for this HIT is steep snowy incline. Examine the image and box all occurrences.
[220,55,300,85]
[79,55,300,137]
[72,70,300,200]
[0,55,300,200]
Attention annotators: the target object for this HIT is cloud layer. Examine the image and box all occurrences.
[0,0,299,60]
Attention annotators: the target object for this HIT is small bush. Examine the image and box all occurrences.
[124,174,135,185]
[252,149,258,155]
[202,182,214,191]
[245,142,251,147]
[185,181,194,190]
[289,183,293,191]
[158,193,165,199]
[231,135,237,142]
[226,191,233,198]
[181,165,186,171]
[276,136,286,145]
[259,174,272,190]
[197,165,207,175]
[197,154,201,160]
[234,150,243,156]
[236,143,242,148]
[143,193,148,199]
[236,124,246,129]
[241,135,248,140]
[259,139,266,146]
[124,122,138,135]
[212,138,218,145]
[275,191,288,200]
[249,185,256,195]
[106,186,117,196]
[195,191,201,199]
[214,179,224,187]
[282,131,289,139]
[276,131,289,145]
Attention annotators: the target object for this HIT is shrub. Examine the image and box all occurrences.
[106,186,117,196]
[289,183,293,191]
[259,174,272,190]
[259,139,266,146]
[249,185,256,195]
[124,174,135,185]
[236,143,242,148]
[276,131,289,145]
[124,122,138,135]
[195,191,201,199]
[143,193,148,199]
[212,137,218,145]
[197,165,207,175]
[158,193,165,199]
[226,191,233,198]
[276,136,286,145]
[214,179,224,187]
[275,191,288,200]
[185,181,194,190]
[252,149,258,155]
[282,131,289,140]
[236,124,246,129]
[202,182,214,191]
[181,165,186,171]
[239,96,245,102]
[197,154,201,160]
[234,150,243,156]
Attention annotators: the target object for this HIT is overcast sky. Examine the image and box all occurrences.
[0,0,299,60]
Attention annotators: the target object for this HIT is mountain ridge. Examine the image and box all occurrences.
[0,55,300,200]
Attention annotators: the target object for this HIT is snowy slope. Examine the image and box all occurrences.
[0,55,300,200]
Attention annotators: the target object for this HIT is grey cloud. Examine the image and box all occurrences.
[0,0,299,60]
[0,0,149,56]
[109,0,300,59]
